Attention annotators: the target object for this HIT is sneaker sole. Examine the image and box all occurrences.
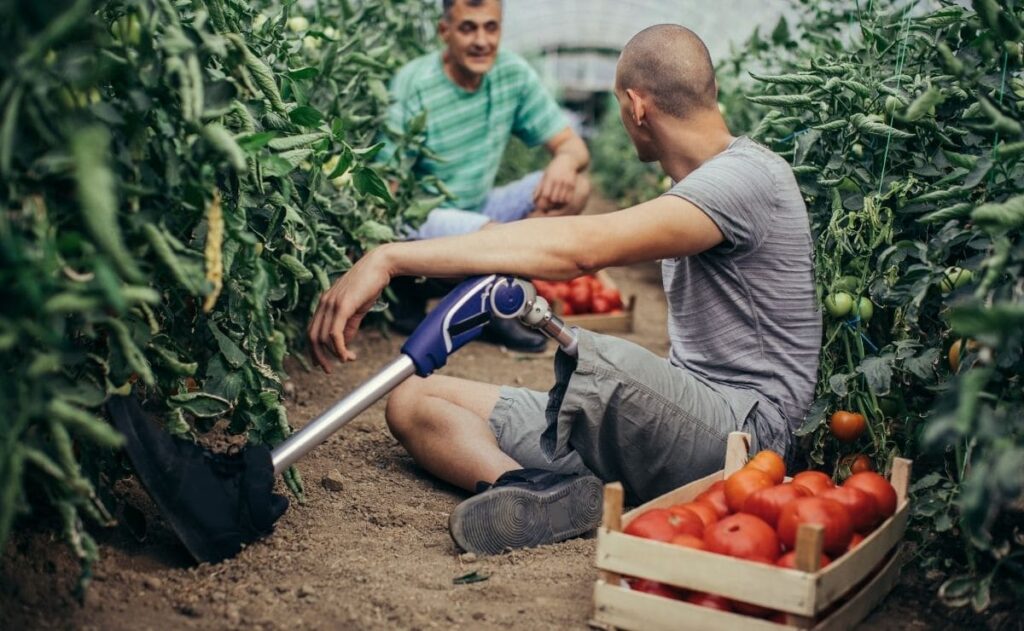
[448,475,604,555]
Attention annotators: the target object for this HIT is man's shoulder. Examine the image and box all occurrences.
[491,50,538,83]
[392,52,443,92]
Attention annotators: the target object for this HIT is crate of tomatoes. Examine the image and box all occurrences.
[590,432,911,631]
[534,270,636,334]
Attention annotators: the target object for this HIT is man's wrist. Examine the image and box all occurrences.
[372,243,401,278]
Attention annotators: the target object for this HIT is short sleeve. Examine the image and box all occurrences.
[510,60,569,147]
[663,152,777,255]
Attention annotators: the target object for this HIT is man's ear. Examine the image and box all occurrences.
[626,88,646,126]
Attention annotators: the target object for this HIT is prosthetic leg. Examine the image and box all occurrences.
[109,276,577,563]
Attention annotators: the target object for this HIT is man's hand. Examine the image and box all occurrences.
[533,154,579,213]
[307,249,392,372]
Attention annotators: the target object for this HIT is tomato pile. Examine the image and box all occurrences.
[622,450,899,618]
[533,275,624,316]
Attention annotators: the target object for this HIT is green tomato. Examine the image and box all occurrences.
[939,266,973,293]
[824,292,854,317]
[834,275,860,293]
[112,14,141,46]
[854,297,874,321]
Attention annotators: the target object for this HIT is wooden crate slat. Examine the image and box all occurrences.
[813,501,910,612]
[620,470,721,522]
[591,580,793,631]
[595,529,817,615]
[813,546,905,631]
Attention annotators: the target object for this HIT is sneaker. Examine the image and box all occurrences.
[448,468,603,555]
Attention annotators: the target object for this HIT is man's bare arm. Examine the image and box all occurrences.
[534,127,590,211]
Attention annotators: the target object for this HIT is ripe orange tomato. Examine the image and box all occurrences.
[704,513,780,561]
[776,550,831,570]
[746,450,786,484]
[670,533,708,550]
[672,502,718,528]
[821,486,880,533]
[843,472,898,518]
[695,480,730,518]
[624,508,694,542]
[742,483,811,528]
[725,468,775,513]
[830,410,867,442]
[791,470,835,496]
[777,497,854,555]
[601,287,623,310]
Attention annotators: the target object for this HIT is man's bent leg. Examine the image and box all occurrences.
[385,375,603,555]
[385,375,518,491]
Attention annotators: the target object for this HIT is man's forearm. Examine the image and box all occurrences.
[377,214,600,281]
[552,134,590,172]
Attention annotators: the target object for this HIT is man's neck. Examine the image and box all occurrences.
[442,51,485,91]
[655,111,735,182]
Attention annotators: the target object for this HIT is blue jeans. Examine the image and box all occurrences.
[409,171,544,240]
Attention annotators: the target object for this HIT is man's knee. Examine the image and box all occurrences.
[385,378,427,442]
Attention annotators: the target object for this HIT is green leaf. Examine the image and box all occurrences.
[288,105,323,127]
[858,356,893,396]
[208,321,247,368]
[288,66,319,80]
[352,167,393,202]
[236,131,279,152]
[950,303,1024,336]
[453,570,490,585]
[168,392,232,418]
[354,220,395,243]
[795,398,829,436]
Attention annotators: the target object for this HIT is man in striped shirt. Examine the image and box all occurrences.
[383,0,591,350]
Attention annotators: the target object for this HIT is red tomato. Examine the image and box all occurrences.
[847,532,865,551]
[600,287,623,310]
[820,486,881,533]
[591,296,612,314]
[791,470,835,496]
[829,410,867,442]
[777,497,853,556]
[724,468,775,513]
[627,578,684,600]
[776,550,831,570]
[568,283,592,314]
[742,483,810,528]
[695,481,730,518]
[746,450,786,484]
[662,506,705,539]
[704,514,780,561]
[684,592,732,611]
[670,533,708,550]
[672,502,718,528]
[552,283,570,301]
[560,302,575,316]
[624,508,694,542]
[843,472,898,518]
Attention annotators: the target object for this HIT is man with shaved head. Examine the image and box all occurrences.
[311,25,821,555]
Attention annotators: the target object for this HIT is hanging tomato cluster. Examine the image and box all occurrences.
[533,275,624,315]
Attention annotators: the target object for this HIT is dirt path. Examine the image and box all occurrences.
[1,199,1000,630]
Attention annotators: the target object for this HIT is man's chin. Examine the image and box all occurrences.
[466,57,496,75]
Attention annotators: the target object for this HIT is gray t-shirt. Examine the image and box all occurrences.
[662,136,821,434]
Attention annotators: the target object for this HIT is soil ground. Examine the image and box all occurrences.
[2,199,1019,630]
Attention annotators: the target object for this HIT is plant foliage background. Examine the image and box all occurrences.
[0,0,440,591]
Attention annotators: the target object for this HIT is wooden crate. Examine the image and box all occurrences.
[590,432,912,631]
[553,270,636,334]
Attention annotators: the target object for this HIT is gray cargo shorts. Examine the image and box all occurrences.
[487,329,792,504]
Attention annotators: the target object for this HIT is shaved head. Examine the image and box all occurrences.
[616,24,717,119]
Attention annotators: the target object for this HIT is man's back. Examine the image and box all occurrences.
[663,136,822,435]
[387,50,567,210]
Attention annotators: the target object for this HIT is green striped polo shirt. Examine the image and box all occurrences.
[383,50,568,211]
